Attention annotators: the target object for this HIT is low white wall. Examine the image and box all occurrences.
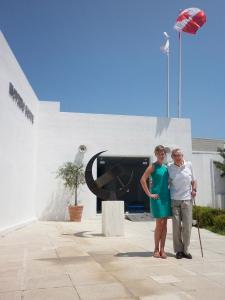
[192,151,225,208]
[35,101,192,220]
[0,32,39,232]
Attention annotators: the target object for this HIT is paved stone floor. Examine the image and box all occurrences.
[0,217,225,300]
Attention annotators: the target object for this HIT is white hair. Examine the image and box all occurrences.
[171,148,183,156]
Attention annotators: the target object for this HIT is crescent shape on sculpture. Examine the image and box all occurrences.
[85,151,111,200]
[85,151,134,200]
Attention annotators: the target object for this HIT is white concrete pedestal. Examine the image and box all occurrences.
[102,201,124,237]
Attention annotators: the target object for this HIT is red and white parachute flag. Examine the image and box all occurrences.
[174,8,206,34]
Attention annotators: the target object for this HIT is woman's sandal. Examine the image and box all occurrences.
[153,250,161,258]
[160,251,167,259]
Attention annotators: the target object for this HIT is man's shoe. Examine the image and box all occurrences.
[175,252,183,259]
[182,252,192,259]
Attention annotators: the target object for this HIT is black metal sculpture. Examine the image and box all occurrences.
[85,151,134,200]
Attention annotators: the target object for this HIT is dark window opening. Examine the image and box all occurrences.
[97,156,150,213]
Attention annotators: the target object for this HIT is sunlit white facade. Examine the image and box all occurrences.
[0,31,224,233]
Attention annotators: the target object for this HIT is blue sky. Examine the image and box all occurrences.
[0,0,224,139]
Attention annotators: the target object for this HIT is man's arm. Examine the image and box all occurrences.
[191,180,197,197]
[190,162,197,197]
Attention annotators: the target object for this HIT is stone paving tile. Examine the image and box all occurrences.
[0,218,225,300]
[60,258,106,273]
[22,287,80,300]
[56,246,89,258]
[26,248,58,260]
[150,275,181,284]
[0,273,23,293]
[24,264,66,278]
[98,260,142,271]
[139,291,194,300]
[171,275,225,300]
[0,258,23,270]
[76,282,133,300]
[115,298,138,300]
[177,260,225,276]
[23,273,72,290]
[122,278,178,298]
[203,273,225,287]
[144,265,197,278]
[69,269,118,285]
[110,267,154,282]
[0,291,22,300]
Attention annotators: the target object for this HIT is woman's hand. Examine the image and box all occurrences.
[140,165,155,198]
[150,194,159,199]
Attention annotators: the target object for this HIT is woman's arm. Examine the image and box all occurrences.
[140,165,159,199]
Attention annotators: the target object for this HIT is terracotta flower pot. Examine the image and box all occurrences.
[68,205,83,222]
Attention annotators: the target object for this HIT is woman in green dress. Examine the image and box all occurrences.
[140,145,172,259]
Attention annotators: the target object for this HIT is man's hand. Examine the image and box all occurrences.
[150,194,159,199]
[191,190,197,198]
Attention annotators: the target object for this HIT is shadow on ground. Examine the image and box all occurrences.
[62,231,104,238]
[115,251,175,258]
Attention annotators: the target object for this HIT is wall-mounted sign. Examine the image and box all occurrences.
[9,82,34,124]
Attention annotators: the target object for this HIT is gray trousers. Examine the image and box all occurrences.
[172,199,193,254]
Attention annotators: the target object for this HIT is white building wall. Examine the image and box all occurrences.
[0,30,195,225]
[36,102,192,220]
[192,151,225,208]
[0,32,39,232]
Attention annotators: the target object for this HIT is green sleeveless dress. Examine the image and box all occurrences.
[150,162,172,218]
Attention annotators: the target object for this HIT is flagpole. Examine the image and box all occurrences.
[160,32,170,118]
[167,45,170,118]
[178,31,182,118]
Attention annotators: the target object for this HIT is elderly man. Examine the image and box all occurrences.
[168,148,197,259]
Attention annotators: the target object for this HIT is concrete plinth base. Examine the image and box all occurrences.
[102,201,124,236]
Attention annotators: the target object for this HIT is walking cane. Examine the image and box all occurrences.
[193,197,204,258]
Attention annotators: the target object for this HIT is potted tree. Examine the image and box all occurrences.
[56,162,86,221]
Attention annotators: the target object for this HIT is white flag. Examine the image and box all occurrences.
[160,32,169,54]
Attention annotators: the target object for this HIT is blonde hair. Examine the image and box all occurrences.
[154,145,165,155]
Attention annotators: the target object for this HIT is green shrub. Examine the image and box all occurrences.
[213,215,225,231]
[193,206,225,228]
[193,206,218,227]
